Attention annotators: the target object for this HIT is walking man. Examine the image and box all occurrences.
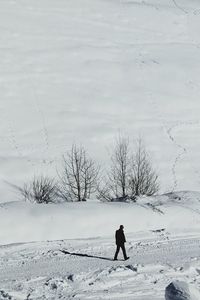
[114,225,129,261]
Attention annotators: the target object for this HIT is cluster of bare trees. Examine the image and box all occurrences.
[19,136,159,204]
[97,137,159,201]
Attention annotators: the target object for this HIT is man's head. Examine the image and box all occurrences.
[119,225,124,230]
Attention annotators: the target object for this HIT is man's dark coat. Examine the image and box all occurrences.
[115,228,126,245]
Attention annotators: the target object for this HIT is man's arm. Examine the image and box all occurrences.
[123,232,126,243]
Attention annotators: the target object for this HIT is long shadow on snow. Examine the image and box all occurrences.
[60,249,115,261]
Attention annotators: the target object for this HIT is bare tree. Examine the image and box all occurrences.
[129,139,159,198]
[97,135,131,201]
[20,176,57,204]
[58,144,100,201]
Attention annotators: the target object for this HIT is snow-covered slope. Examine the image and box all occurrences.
[1,0,200,201]
[1,191,200,245]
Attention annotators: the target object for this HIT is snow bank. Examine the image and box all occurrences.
[1,191,200,245]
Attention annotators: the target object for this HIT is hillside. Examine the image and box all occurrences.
[1,0,200,201]
[1,191,200,245]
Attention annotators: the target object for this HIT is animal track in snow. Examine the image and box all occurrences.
[171,0,188,14]
[148,95,200,192]
[165,120,200,192]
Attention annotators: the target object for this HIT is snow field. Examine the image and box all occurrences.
[1,0,200,201]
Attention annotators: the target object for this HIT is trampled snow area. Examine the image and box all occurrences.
[0,192,200,299]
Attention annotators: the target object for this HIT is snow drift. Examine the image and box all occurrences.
[1,191,200,245]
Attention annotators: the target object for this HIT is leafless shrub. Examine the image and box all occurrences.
[21,176,57,204]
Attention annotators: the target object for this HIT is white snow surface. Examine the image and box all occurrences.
[1,0,200,201]
[1,191,200,245]
[0,191,200,299]
[1,1,200,299]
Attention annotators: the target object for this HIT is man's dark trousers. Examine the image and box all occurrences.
[114,243,127,260]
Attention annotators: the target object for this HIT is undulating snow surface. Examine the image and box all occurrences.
[1,0,200,201]
[0,192,200,299]
[1,231,200,300]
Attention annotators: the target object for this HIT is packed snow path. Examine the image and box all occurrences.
[0,231,200,299]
